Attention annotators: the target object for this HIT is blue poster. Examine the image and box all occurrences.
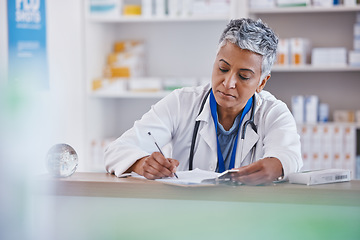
[7,0,48,89]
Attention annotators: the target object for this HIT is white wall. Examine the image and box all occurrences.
[0,0,86,172]
[0,0,7,84]
[0,1,86,237]
[45,0,86,170]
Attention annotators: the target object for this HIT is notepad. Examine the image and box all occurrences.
[130,168,221,185]
[130,168,241,186]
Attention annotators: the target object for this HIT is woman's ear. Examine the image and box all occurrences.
[256,74,271,93]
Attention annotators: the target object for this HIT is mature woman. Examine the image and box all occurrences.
[105,18,303,185]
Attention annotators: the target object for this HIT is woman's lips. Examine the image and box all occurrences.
[217,90,235,99]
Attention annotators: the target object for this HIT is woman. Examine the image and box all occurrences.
[105,18,303,185]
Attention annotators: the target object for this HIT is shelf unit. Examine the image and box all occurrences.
[250,5,360,13]
[84,1,360,171]
[84,0,247,171]
[90,90,170,99]
[87,15,230,23]
[272,65,360,72]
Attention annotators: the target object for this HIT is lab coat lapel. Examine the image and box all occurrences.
[239,127,259,164]
[196,98,217,153]
[236,95,261,166]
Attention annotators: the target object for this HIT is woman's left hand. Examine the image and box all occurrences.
[230,157,284,185]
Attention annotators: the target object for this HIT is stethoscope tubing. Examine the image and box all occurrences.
[189,89,257,170]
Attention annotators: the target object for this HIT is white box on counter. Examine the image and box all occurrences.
[289,169,351,185]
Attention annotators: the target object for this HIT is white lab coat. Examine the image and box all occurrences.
[105,83,303,179]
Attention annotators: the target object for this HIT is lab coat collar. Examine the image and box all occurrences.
[254,91,263,115]
[196,92,262,122]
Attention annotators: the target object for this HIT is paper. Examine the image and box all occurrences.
[131,168,221,185]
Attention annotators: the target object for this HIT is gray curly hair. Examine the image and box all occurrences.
[218,18,278,81]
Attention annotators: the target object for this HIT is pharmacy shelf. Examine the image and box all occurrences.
[250,5,360,14]
[87,14,229,23]
[249,5,360,14]
[272,65,360,72]
[90,91,169,99]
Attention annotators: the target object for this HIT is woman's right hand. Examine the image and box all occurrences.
[129,152,179,180]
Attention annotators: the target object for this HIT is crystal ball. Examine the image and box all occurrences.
[46,143,78,177]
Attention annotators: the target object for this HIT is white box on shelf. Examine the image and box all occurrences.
[312,0,333,6]
[349,51,360,66]
[192,0,208,16]
[354,37,360,51]
[343,0,357,6]
[321,124,334,169]
[276,0,310,7]
[311,48,347,67]
[333,110,355,122]
[290,38,311,65]
[289,169,351,185]
[141,0,153,17]
[319,103,329,122]
[276,39,290,65]
[299,124,312,171]
[168,0,182,17]
[354,24,360,37]
[89,0,122,15]
[207,0,230,16]
[97,78,128,94]
[343,125,356,178]
[332,125,345,169]
[305,95,319,124]
[249,0,276,9]
[128,77,162,92]
[192,0,230,16]
[181,0,193,16]
[155,0,166,17]
[310,125,322,170]
[356,110,360,124]
[291,95,305,124]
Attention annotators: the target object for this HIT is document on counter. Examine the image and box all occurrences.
[129,168,240,186]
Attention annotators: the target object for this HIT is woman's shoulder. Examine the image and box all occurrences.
[257,90,286,107]
[169,83,211,103]
[173,83,211,96]
[257,90,290,116]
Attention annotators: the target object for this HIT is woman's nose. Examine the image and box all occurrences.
[222,74,236,89]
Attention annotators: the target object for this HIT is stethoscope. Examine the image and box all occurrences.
[188,89,258,171]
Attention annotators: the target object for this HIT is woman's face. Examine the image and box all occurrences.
[211,42,268,114]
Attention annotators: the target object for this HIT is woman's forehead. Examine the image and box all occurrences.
[217,43,262,71]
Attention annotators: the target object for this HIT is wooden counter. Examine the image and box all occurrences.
[38,172,360,207]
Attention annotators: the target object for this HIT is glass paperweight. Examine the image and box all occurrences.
[46,143,78,177]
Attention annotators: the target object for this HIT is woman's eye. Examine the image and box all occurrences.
[219,68,228,73]
[239,75,250,80]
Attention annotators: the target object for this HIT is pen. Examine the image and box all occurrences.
[148,132,178,179]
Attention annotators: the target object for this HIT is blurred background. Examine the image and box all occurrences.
[1,0,360,239]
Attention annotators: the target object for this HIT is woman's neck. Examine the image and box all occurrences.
[217,107,243,131]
